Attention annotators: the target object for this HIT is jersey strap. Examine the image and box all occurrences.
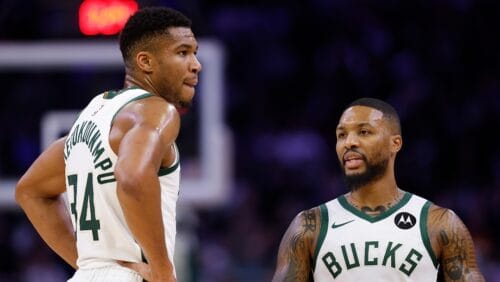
[312,204,329,271]
[419,200,438,267]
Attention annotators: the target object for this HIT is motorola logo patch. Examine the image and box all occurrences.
[394,212,416,229]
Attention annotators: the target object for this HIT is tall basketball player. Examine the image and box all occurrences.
[272,98,484,281]
[15,7,201,282]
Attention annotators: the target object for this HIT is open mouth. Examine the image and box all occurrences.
[343,152,364,169]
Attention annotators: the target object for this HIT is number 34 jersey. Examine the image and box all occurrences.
[63,88,180,270]
[313,192,438,281]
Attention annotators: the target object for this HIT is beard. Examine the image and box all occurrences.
[341,153,388,191]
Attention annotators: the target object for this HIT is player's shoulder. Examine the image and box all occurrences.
[292,205,324,237]
[129,94,176,112]
[120,94,179,122]
[296,206,321,224]
[288,195,349,238]
[397,192,458,232]
[426,202,465,234]
[427,203,456,220]
[284,207,322,253]
[111,94,180,143]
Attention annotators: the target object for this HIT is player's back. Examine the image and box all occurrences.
[63,87,180,269]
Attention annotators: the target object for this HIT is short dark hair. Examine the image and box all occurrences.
[119,7,192,63]
[347,97,402,135]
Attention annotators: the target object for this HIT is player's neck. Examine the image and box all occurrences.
[123,73,158,97]
[347,176,402,216]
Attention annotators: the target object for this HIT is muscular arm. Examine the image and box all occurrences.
[428,205,485,282]
[113,97,180,281]
[272,208,320,282]
[15,137,78,269]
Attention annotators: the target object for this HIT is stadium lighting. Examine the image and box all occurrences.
[79,0,138,36]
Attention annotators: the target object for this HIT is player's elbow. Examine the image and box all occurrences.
[15,177,31,207]
[115,169,142,196]
[115,163,156,199]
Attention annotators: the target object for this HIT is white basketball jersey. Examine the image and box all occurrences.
[63,87,180,271]
[313,192,438,281]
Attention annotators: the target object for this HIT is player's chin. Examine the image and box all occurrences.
[343,167,365,176]
[177,96,194,115]
[180,91,194,105]
[181,88,195,102]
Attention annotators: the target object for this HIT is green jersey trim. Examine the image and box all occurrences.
[141,250,148,263]
[420,200,438,268]
[158,160,180,176]
[158,143,180,176]
[312,204,329,271]
[338,192,412,223]
[103,86,141,99]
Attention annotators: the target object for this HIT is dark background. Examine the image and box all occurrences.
[0,0,499,281]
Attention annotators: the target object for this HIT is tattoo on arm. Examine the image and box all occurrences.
[303,209,316,232]
[440,230,466,280]
[273,209,318,282]
[434,208,485,282]
[439,230,449,245]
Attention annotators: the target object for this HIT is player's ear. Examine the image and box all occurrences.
[390,135,402,153]
[135,51,154,73]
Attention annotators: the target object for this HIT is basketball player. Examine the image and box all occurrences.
[272,98,485,281]
[15,7,201,282]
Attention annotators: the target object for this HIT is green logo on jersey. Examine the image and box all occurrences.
[321,241,423,278]
[331,220,355,229]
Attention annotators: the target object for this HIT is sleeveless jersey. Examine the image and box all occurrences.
[63,87,180,271]
[313,192,438,281]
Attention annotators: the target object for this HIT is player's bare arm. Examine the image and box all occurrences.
[272,207,320,282]
[113,96,180,281]
[427,204,485,282]
[15,137,78,269]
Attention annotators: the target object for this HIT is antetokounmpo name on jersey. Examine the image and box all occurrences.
[321,241,423,278]
[64,120,115,184]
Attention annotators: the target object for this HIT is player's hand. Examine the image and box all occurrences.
[118,260,152,281]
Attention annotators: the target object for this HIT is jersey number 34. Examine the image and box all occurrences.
[67,173,101,241]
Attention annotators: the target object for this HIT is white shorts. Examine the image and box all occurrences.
[68,265,142,282]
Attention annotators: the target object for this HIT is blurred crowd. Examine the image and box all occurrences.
[1,0,499,281]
